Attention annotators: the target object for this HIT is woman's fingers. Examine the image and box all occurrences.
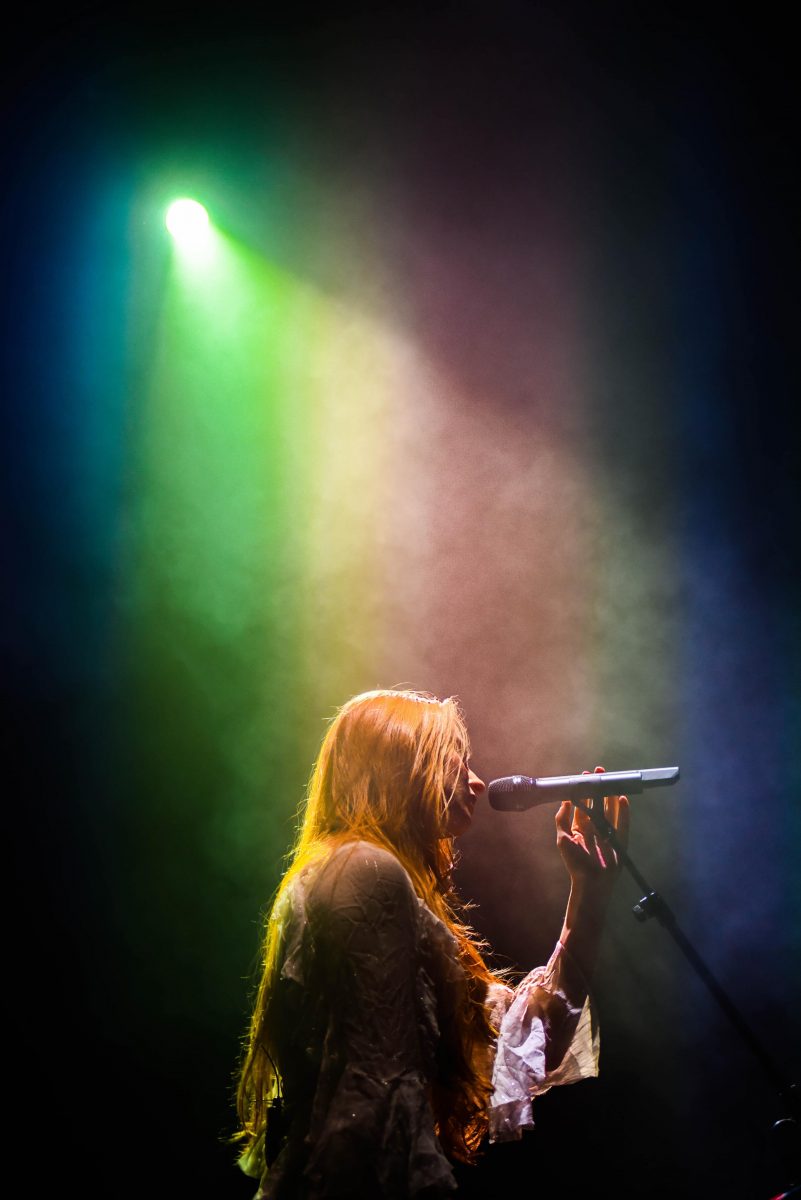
[616,795,630,852]
[555,799,573,836]
[573,766,609,834]
[561,765,630,879]
[591,765,605,814]
[572,768,596,835]
[576,765,630,860]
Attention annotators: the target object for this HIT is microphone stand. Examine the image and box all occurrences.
[573,795,800,1197]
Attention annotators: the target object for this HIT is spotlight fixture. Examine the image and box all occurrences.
[165,198,211,252]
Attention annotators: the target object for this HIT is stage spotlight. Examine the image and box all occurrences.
[165,198,211,253]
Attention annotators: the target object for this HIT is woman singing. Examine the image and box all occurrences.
[235,688,629,1198]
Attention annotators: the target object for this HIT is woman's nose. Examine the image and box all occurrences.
[468,769,486,794]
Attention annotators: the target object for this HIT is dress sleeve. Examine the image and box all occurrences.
[302,843,458,1198]
[487,941,600,1143]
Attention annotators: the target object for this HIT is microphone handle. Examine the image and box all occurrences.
[536,769,646,797]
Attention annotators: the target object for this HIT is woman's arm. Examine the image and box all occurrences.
[488,769,629,1139]
[553,766,630,1014]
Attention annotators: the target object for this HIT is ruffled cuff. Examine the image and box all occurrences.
[488,942,599,1143]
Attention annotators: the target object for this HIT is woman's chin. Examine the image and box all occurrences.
[445,809,474,837]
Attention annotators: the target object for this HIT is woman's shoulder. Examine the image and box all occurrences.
[310,839,415,897]
[277,843,415,978]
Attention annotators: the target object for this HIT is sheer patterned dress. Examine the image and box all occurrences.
[240,840,598,1199]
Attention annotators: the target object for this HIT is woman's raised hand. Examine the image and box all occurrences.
[555,765,630,894]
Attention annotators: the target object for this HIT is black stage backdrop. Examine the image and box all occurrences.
[4,5,799,1199]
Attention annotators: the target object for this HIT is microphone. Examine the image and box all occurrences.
[488,767,680,811]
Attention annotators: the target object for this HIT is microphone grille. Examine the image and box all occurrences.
[487,775,536,811]
[489,775,534,792]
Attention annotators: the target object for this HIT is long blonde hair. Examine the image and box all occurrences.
[236,688,501,1165]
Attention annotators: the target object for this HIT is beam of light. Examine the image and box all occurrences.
[125,211,394,888]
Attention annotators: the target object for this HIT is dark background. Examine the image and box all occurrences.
[5,4,799,1198]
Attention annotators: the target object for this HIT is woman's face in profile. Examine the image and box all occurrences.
[443,756,486,837]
